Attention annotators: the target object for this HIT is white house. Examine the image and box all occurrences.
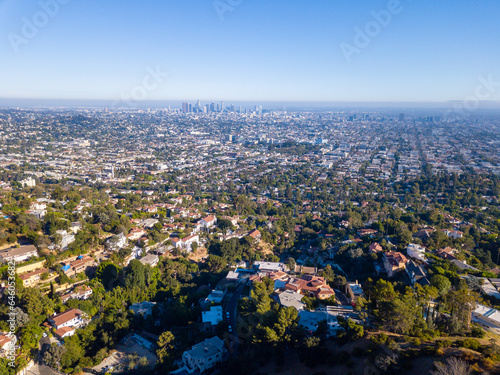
[443,229,464,239]
[253,261,288,273]
[61,285,93,303]
[106,232,128,251]
[30,202,47,210]
[26,209,47,219]
[54,326,75,339]
[200,215,217,229]
[56,230,75,250]
[139,254,159,267]
[277,290,305,311]
[172,234,199,252]
[0,245,38,263]
[127,227,147,241]
[472,304,500,334]
[48,309,86,330]
[202,306,223,326]
[180,336,226,373]
[406,243,427,263]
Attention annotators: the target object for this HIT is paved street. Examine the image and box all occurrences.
[225,283,245,356]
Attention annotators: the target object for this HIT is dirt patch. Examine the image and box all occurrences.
[86,333,157,374]
[255,240,274,257]
[189,247,208,262]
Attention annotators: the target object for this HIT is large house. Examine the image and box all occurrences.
[253,261,288,273]
[0,245,38,263]
[171,234,199,252]
[436,246,458,260]
[277,290,305,311]
[179,336,226,374]
[472,304,500,335]
[105,232,128,251]
[383,251,408,277]
[202,306,223,326]
[368,242,383,254]
[406,243,427,263]
[285,275,335,300]
[443,229,464,239]
[127,227,147,241]
[413,228,435,240]
[139,254,159,267]
[61,256,95,277]
[199,215,217,229]
[248,229,261,241]
[48,309,86,330]
[18,268,49,287]
[405,260,430,287]
[0,333,14,358]
[55,230,75,250]
[61,285,93,303]
[357,229,378,237]
[345,281,365,304]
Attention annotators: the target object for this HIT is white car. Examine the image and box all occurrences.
[42,332,47,337]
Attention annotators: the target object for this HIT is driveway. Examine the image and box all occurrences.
[25,364,58,375]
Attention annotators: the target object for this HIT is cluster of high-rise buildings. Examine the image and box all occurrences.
[181,100,263,115]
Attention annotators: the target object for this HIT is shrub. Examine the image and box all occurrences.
[411,338,422,346]
[462,338,481,351]
[379,333,388,343]
[470,325,485,338]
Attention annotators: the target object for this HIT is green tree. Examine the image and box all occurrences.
[156,331,175,363]
[431,275,452,296]
[206,255,227,273]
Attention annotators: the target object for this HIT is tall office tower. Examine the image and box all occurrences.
[221,101,224,112]
[230,104,235,112]
[203,105,208,113]
[188,103,192,113]
[182,102,189,113]
[399,113,405,121]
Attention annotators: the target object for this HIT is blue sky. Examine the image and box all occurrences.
[0,0,499,103]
